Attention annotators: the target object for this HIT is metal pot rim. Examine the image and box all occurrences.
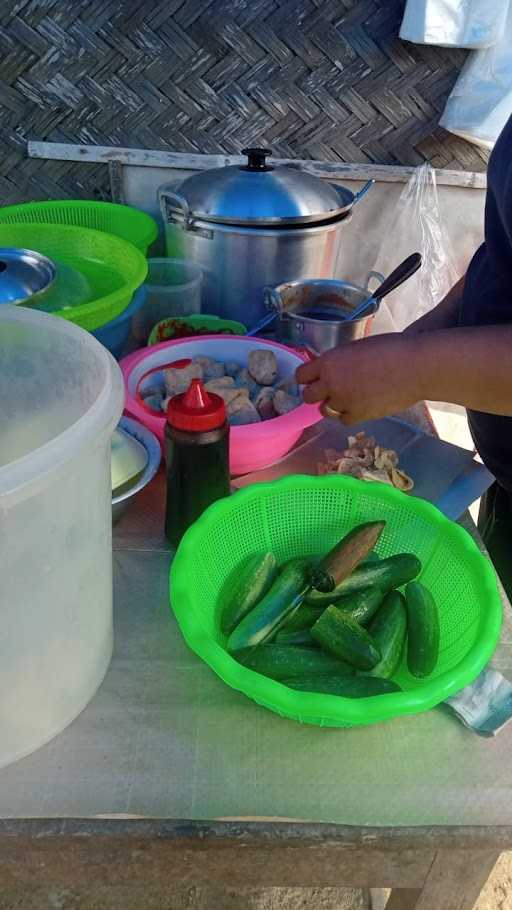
[283,299,380,326]
[273,277,380,325]
[165,208,353,232]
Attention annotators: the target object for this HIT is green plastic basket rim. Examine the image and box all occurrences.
[0,200,158,249]
[0,222,148,331]
[170,474,503,727]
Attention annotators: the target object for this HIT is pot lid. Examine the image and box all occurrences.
[0,247,56,304]
[167,148,349,226]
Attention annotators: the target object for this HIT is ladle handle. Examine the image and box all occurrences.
[247,286,283,335]
[246,311,277,336]
[373,252,422,302]
[352,179,374,206]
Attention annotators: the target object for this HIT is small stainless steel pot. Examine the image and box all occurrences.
[268,272,384,354]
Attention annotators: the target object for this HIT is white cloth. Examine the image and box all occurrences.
[440,1,512,148]
[400,0,509,49]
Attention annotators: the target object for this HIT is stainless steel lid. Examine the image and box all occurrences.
[0,248,56,304]
[167,148,350,226]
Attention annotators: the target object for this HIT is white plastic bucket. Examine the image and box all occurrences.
[0,306,124,768]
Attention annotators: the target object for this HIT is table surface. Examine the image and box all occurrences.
[1,413,511,829]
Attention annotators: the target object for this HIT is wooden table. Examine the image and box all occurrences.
[0,416,511,910]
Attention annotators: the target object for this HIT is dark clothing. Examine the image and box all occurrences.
[479,483,512,602]
[459,112,512,492]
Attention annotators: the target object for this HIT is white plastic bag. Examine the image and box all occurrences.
[400,0,509,49]
[440,1,512,148]
[370,164,460,334]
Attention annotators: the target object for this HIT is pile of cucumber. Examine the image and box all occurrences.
[220,521,440,699]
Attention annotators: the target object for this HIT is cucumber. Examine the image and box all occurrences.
[363,590,407,678]
[274,628,318,647]
[227,558,310,652]
[405,582,440,678]
[221,552,278,635]
[234,644,355,680]
[310,521,386,592]
[365,551,381,563]
[276,587,384,639]
[282,675,401,697]
[305,554,422,607]
[311,606,381,670]
[278,603,324,632]
[337,588,384,626]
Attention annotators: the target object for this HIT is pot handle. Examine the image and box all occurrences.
[159,189,191,228]
[365,270,385,293]
[246,311,277,336]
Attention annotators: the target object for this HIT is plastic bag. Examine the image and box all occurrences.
[370,164,460,334]
[400,0,509,49]
[440,1,512,148]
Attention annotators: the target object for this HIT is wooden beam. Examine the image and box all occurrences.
[27,141,487,189]
[108,160,125,205]
[2,819,512,849]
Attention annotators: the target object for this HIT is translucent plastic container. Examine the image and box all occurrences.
[133,257,202,342]
[0,306,124,768]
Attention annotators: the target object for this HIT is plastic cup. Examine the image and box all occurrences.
[133,258,202,342]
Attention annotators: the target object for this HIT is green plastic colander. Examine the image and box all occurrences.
[0,223,147,331]
[0,200,158,255]
[170,474,502,727]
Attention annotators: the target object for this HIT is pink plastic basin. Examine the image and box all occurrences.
[120,336,321,475]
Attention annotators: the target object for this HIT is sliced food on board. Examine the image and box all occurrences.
[317,430,414,492]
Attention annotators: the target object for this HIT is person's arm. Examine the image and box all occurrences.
[404,274,466,334]
[296,325,512,424]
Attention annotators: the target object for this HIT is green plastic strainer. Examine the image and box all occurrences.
[0,200,158,255]
[170,475,502,727]
[0,223,147,331]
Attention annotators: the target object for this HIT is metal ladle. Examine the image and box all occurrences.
[346,251,422,321]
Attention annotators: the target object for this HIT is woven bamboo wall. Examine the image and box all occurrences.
[0,0,488,205]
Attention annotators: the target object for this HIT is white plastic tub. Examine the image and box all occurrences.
[0,306,124,768]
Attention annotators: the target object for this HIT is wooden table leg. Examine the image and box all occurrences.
[383,850,500,910]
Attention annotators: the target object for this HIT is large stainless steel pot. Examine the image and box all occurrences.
[158,148,372,326]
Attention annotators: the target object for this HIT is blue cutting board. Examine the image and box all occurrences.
[234,417,494,521]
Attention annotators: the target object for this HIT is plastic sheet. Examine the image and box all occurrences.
[400,0,509,49]
[0,519,510,823]
[370,164,460,333]
[440,2,512,148]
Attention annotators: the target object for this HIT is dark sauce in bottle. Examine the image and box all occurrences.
[165,378,230,548]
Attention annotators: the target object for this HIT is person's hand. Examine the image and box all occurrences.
[295,334,424,424]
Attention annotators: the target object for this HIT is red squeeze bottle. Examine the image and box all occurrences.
[164,378,230,548]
